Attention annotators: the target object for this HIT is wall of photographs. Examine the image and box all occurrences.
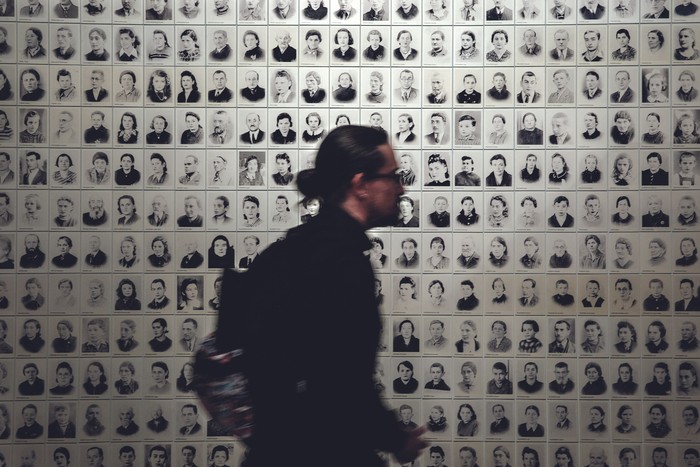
[0,0,699,465]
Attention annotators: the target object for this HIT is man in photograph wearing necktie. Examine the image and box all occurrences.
[548,69,575,103]
[20,0,43,16]
[549,29,574,61]
[579,0,605,18]
[179,405,202,436]
[424,112,449,146]
[610,70,634,104]
[335,0,357,18]
[54,0,79,17]
[147,279,170,310]
[0,0,14,16]
[272,0,293,18]
[486,0,513,19]
[179,318,198,352]
[394,69,419,104]
[548,320,576,353]
[239,235,260,269]
[550,0,572,17]
[207,70,232,103]
[240,113,265,145]
[519,29,542,56]
[517,71,541,104]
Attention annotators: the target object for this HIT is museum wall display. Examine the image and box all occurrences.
[0,0,698,465]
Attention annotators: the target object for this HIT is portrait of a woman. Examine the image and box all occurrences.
[146,117,171,145]
[613,237,634,269]
[117,319,138,352]
[333,28,357,61]
[178,29,200,62]
[180,111,203,144]
[646,29,665,57]
[491,277,508,305]
[425,154,450,186]
[52,153,76,185]
[489,236,509,268]
[148,29,171,60]
[83,361,108,395]
[486,29,511,63]
[271,195,291,225]
[643,112,665,144]
[426,280,446,309]
[114,278,141,311]
[146,69,172,103]
[85,27,109,61]
[209,445,232,467]
[114,361,139,395]
[117,28,140,62]
[488,114,508,144]
[178,277,203,311]
[393,319,419,352]
[581,361,607,395]
[675,27,700,61]
[19,69,45,102]
[302,71,326,103]
[645,361,672,395]
[396,196,419,227]
[456,196,479,226]
[114,153,140,186]
[0,27,11,59]
[0,74,12,102]
[176,362,194,393]
[488,195,508,228]
[614,321,637,354]
[646,404,671,438]
[615,405,636,434]
[118,236,138,268]
[427,405,448,433]
[51,236,77,269]
[332,72,357,102]
[49,361,75,395]
[677,237,698,267]
[302,112,325,144]
[242,30,264,61]
[177,70,201,103]
[239,154,264,186]
[587,406,607,433]
[24,27,46,60]
[208,235,234,269]
[456,403,479,437]
[581,234,606,269]
[148,235,172,268]
[241,195,262,228]
[52,320,77,353]
[611,111,635,145]
[549,153,569,183]
[363,29,386,61]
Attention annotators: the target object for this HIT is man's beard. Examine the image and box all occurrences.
[90,208,104,219]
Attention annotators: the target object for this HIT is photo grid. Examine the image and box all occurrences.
[0,0,699,465]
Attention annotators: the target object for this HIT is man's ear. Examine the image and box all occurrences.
[349,172,369,199]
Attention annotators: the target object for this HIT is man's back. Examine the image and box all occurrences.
[235,208,405,466]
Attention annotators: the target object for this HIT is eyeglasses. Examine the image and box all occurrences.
[363,170,402,184]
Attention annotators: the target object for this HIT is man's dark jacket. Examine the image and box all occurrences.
[221,208,406,467]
